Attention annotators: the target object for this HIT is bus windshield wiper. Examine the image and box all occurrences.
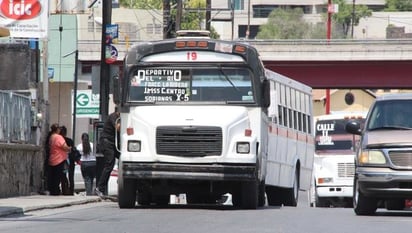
[218,67,241,93]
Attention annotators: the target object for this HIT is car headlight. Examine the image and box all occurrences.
[236,142,250,154]
[358,150,386,165]
[128,140,141,152]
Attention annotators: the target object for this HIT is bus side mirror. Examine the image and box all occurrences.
[113,75,120,105]
[262,79,270,108]
[345,121,362,135]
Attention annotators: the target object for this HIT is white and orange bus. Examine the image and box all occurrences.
[309,112,366,207]
[113,31,314,209]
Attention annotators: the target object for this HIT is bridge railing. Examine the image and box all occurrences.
[242,38,412,45]
[0,91,32,143]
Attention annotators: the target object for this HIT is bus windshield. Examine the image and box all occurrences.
[315,118,364,153]
[128,67,254,103]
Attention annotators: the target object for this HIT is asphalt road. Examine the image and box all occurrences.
[1,191,412,233]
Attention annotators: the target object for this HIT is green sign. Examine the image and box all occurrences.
[73,90,100,118]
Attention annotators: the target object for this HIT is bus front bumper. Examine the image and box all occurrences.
[121,162,257,181]
[316,186,353,198]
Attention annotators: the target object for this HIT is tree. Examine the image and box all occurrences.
[384,0,412,11]
[180,0,206,30]
[119,0,163,9]
[256,7,311,39]
[332,0,372,37]
[119,0,220,38]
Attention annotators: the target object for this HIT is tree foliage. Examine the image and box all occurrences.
[256,8,310,39]
[119,0,219,38]
[384,0,412,11]
[332,0,372,37]
[119,0,163,9]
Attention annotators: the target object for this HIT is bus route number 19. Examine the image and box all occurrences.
[187,51,197,61]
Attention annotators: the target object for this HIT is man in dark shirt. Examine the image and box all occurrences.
[95,110,120,196]
[60,125,76,195]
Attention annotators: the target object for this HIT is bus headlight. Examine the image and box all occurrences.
[358,150,386,165]
[318,177,333,184]
[236,142,250,154]
[128,140,141,152]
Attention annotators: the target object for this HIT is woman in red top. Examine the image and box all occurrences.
[47,123,71,195]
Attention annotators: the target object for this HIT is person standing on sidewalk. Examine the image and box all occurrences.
[48,123,71,195]
[60,125,77,195]
[95,110,120,196]
[76,132,96,195]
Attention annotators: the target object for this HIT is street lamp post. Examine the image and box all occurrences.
[351,0,356,38]
[63,50,79,143]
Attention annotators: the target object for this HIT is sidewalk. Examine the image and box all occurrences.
[0,194,102,217]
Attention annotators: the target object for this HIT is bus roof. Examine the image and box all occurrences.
[315,111,368,121]
[125,38,262,69]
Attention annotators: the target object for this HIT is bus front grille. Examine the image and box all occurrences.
[337,162,354,178]
[156,126,222,157]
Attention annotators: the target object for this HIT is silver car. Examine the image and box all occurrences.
[346,93,412,215]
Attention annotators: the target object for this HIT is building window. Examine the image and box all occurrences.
[81,64,92,74]
[253,5,276,18]
[229,0,244,10]
[146,24,162,34]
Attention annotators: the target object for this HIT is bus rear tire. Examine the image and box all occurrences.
[283,169,299,207]
[258,180,266,207]
[266,186,283,206]
[118,177,137,209]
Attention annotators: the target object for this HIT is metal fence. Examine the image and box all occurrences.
[0,91,32,143]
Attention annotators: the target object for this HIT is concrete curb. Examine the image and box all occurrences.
[0,195,102,217]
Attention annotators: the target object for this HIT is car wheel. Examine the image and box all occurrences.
[353,177,377,215]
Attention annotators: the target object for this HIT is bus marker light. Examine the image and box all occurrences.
[127,127,134,135]
[197,41,208,47]
[176,41,186,48]
[234,45,246,53]
[187,41,197,47]
[245,129,252,136]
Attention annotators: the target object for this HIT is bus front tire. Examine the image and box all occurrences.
[118,177,137,209]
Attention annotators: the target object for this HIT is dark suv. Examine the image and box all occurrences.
[346,93,412,215]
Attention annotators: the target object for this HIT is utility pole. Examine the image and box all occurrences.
[163,0,171,39]
[63,50,79,143]
[176,0,182,31]
[326,0,332,114]
[230,0,234,40]
[351,0,356,38]
[206,0,211,31]
[247,0,250,39]
[100,0,112,122]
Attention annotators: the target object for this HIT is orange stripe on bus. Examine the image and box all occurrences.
[268,124,313,143]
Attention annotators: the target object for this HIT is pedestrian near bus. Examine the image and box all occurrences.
[48,123,71,195]
[60,125,77,195]
[95,110,120,197]
[76,132,96,196]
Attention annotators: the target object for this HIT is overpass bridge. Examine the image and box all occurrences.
[247,39,412,89]
[79,39,412,89]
